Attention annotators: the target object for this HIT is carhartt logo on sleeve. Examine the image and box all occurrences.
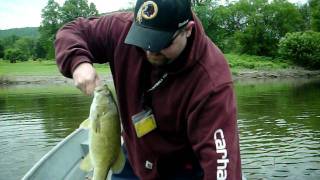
[214,129,229,180]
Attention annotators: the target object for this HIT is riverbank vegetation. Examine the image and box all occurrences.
[0,60,108,76]
[0,53,300,78]
[0,0,319,70]
[194,0,320,69]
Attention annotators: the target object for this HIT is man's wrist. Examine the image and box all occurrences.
[71,57,93,77]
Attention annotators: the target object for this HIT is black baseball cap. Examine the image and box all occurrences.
[125,0,193,52]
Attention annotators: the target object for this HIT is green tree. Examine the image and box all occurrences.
[193,0,215,32]
[235,0,303,56]
[13,37,36,59]
[279,31,320,69]
[0,41,4,59]
[60,0,98,24]
[267,0,303,39]
[39,0,99,59]
[39,0,61,59]
[310,0,320,31]
[194,0,305,56]
[298,3,311,30]
[40,0,61,36]
[193,0,234,51]
[1,35,20,49]
[34,41,47,59]
[4,48,28,63]
[212,0,252,52]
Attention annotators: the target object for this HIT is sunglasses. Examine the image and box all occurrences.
[163,28,186,49]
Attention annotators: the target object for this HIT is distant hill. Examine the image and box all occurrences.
[0,27,39,39]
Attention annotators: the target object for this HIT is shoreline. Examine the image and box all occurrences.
[232,68,320,81]
[1,69,320,86]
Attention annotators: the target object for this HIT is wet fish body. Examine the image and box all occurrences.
[81,84,124,180]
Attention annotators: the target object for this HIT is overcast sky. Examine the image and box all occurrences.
[0,0,308,30]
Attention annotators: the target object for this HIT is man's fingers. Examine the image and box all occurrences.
[85,81,97,96]
[75,81,87,95]
[72,63,99,96]
[95,75,102,87]
[76,80,93,95]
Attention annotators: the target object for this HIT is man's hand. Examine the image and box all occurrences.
[72,63,101,96]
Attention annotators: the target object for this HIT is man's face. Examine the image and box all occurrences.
[145,29,189,66]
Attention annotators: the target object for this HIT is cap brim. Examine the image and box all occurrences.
[125,22,175,52]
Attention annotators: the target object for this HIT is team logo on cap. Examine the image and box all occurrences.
[136,1,158,23]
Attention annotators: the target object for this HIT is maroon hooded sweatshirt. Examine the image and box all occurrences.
[55,12,242,180]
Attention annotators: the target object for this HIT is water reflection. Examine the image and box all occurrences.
[0,85,92,180]
[235,78,320,179]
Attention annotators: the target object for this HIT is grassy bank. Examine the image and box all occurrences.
[2,55,319,84]
[0,60,109,76]
[0,54,296,77]
[225,54,293,74]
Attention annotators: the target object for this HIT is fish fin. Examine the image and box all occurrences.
[111,148,126,174]
[79,119,90,129]
[80,154,93,172]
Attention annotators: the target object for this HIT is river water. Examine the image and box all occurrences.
[0,78,319,180]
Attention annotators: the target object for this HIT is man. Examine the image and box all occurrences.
[55,0,242,179]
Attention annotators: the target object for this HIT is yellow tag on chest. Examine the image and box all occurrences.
[132,109,157,138]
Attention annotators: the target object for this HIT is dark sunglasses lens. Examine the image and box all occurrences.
[164,31,182,49]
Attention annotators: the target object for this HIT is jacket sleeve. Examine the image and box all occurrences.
[54,15,117,78]
[187,83,242,180]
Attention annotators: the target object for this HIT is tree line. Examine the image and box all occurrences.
[194,0,320,68]
[0,0,98,63]
[0,27,38,39]
[0,0,319,68]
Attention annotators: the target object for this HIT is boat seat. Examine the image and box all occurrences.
[81,140,89,154]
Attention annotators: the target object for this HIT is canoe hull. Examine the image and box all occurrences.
[22,128,90,180]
